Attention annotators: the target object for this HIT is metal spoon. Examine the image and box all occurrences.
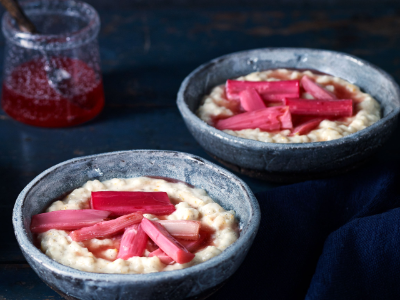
[0,0,73,98]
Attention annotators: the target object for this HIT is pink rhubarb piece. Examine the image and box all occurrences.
[215,106,293,131]
[91,191,175,216]
[226,79,300,101]
[149,248,175,265]
[30,209,111,233]
[279,105,293,129]
[70,212,143,242]
[284,98,353,116]
[157,220,200,240]
[178,230,211,252]
[239,89,266,112]
[141,218,195,264]
[291,118,324,136]
[262,93,301,102]
[301,76,337,99]
[117,224,148,259]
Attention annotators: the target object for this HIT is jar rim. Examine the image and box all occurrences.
[2,0,100,50]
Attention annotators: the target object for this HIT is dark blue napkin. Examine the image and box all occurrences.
[210,162,400,300]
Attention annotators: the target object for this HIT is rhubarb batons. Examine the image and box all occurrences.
[291,118,324,136]
[284,98,353,116]
[30,209,111,233]
[149,249,175,265]
[178,230,211,252]
[157,220,200,240]
[117,224,148,259]
[91,191,175,216]
[215,106,293,131]
[141,218,195,264]
[239,89,266,112]
[301,76,337,99]
[226,79,300,101]
[70,212,143,242]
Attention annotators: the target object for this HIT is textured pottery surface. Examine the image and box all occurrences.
[177,48,400,177]
[13,150,260,300]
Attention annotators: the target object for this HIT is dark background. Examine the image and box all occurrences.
[1,0,400,298]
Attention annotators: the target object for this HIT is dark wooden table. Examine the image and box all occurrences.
[1,2,400,299]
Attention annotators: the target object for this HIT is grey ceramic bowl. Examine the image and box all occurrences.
[13,150,260,300]
[177,48,400,182]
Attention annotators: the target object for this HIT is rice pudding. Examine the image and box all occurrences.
[197,69,381,143]
[35,176,238,274]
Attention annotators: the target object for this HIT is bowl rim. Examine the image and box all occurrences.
[13,150,261,283]
[177,47,400,150]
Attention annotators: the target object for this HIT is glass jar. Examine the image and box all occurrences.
[1,0,104,127]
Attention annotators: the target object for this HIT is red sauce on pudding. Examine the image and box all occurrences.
[81,235,122,262]
[196,228,216,249]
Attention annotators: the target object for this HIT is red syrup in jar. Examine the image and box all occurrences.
[1,57,104,127]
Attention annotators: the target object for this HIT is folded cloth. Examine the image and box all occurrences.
[209,162,400,300]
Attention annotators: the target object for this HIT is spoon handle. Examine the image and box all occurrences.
[0,0,37,33]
